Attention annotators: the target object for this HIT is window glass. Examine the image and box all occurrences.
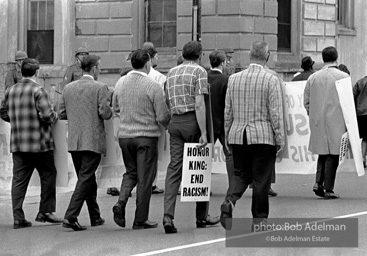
[277,0,291,52]
[27,0,54,64]
[147,0,177,49]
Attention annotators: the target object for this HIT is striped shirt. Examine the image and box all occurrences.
[0,78,57,152]
[225,64,285,146]
[113,71,170,138]
[166,61,209,115]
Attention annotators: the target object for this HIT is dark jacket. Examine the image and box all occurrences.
[291,70,314,81]
[208,69,228,135]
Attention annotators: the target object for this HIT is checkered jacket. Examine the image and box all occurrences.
[0,78,57,152]
[225,64,285,147]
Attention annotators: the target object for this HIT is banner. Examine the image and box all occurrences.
[0,80,363,192]
[212,81,358,175]
[181,143,212,202]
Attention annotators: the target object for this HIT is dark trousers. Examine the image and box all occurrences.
[118,137,158,223]
[214,132,236,188]
[164,112,209,220]
[12,151,57,221]
[226,133,276,221]
[316,154,339,191]
[64,151,101,222]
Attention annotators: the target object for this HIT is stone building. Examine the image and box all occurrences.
[0,0,366,98]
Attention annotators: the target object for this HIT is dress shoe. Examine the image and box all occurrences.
[163,215,177,234]
[35,212,63,223]
[132,220,158,230]
[196,215,220,228]
[91,217,105,227]
[268,188,278,197]
[107,187,120,196]
[324,191,340,199]
[13,219,32,229]
[112,201,126,228]
[220,200,234,230]
[152,186,164,194]
[313,183,325,197]
[62,219,87,231]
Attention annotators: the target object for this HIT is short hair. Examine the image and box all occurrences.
[130,49,150,69]
[209,50,226,68]
[81,55,101,72]
[21,58,39,77]
[249,41,268,61]
[322,46,338,63]
[182,41,202,61]
[142,42,157,59]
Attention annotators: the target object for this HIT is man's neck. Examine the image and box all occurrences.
[134,68,148,74]
[324,61,337,67]
[23,76,37,82]
[250,59,265,66]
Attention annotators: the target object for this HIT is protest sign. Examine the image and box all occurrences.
[335,77,365,176]
[339,132,349,166]
[181,143,212,202]
[0,119,12,190]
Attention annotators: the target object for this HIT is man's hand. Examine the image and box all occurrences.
[276,144,284,156]
[225,140,232,154]
[197,133,208,149]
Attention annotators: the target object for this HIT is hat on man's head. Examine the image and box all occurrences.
[75,47,89,56]
[223,48,234,54]
[15,51,28,60]
[301,56,315,70]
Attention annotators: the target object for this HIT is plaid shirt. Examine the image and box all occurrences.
[166,61,209,115]
[0,78,57,152]
[225,64,285,146]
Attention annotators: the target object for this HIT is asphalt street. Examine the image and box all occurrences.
[0,172,367,256]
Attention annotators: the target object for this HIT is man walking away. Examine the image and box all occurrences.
[112,49,170,230]
[1,58,62,229]
[59,55,112,231]
[220,41,285,230]
[304,46,349,199]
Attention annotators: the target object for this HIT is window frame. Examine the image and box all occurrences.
[337,0,356,36]
[144,0,177,53]
[276,0,301,62]
[26,0,55,64]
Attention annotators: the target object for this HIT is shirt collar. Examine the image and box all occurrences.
[82,74,94,79]
[22,77,37,83]
[210,68,223,74]
[249,63,264,68]
[128,70,148,77]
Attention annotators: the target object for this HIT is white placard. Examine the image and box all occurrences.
[339,132,349,166]
[335,77,365,176]
[181,143,212,202]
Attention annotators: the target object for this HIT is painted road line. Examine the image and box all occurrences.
[131,211,367,256]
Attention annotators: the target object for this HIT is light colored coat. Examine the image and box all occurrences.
[304,64,349,155]
[58,75,112,155]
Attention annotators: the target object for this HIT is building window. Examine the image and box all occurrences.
[145,0,177,49]
[277,0,291,52]
[338,0,355,35]
[27,0,54,64]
